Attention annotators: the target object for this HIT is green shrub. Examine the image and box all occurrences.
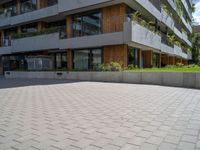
[93,62,122,72]
[109,62,122,71]
[165,65,175,68]
[176,63,184,67]
[127,64,137,70]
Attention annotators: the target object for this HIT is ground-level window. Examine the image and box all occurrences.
[73,48,102,70]
[153,53,160,67]
[128,47,139,67]
[49,52,67,70]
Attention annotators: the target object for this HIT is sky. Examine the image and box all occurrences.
[193,0,200,25]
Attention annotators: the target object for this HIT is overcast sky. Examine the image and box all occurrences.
[193,0,200,25]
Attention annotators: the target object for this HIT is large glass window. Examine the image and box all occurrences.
[20,0,37,14]
[73,49,102,70]
[153,53,160,67]
[46,0,58,6]
[128,47,139,67]
[1,1,17,17]
[49,52,67,70]
[73,11,102,37]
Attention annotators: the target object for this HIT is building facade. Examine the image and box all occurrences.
[0,0,193,74]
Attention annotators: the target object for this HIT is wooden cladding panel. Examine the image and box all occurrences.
[142,51,153,68]
[66,16,73,38]
[102,4,126,33]
[103,45,128,67]
[161,54,169,65]
[67,49,73,70]
[37,22,46,32]
[37,0,46,9]
[169,56,175,65]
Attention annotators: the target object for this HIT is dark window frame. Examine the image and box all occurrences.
[72,48,103,71]
[72,9,102,37]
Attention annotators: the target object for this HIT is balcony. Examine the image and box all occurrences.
[174,22,183,40]
[135,0,161,20]
[58,0,113,13]
[166,0,176,10]
[12,32,59,53]
[124,21,161,50]
[161,33,174,55]
[0,27,63,54]
[181,52,188,59]
[181,16,192,33]
[181,0,192,19]
[0,4,58,28]
[182,31,192,46]
[0,38,12,55]
[174,45,182,56]
[161,9,174,31]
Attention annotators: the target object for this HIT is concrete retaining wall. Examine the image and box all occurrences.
[4,71,200,89]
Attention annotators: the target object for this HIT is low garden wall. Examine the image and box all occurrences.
[4,71,200,89]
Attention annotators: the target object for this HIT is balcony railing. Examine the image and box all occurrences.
[161,33,174,48]
[0,0,58,20]
[149,0,161,11]
[12,26,66,39]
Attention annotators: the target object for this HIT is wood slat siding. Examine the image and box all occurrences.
[161,54,169,65]
[16,0,20,15]
[37,0,46,9]
[103,45,128,66]
[37,22,46,32]
[142,51,153,68]
[66,16,73,38]
[102,4,126,33]
[169,56,175,65]
[67,49,73,70]
[0,31,3,47]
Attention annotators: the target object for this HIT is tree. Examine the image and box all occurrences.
[191,33,200,64]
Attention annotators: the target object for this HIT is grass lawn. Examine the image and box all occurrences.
[126,67,200,72]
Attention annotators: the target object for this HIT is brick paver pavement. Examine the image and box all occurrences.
[0,78,200,150]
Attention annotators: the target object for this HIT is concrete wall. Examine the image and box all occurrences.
[5,71,200,89]
[129,21,161,50]
[59,32,124,49]
[12,33,59,53]
[161,9,174,31]
[0,5,58,28]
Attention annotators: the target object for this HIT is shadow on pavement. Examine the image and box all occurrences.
[0,77,81,89]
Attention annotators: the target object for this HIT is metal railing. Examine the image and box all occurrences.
[12,26,66,39]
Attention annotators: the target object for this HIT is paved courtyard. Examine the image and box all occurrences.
[0,78,200,150]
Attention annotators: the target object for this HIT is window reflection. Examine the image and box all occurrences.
[73,11,102,37]
[73,49,102,70]
[20,0,37,14]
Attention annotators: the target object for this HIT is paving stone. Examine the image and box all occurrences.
[128,136,146,146]
[0,79,200,150]
[181,135,197,143]
[158,142,177,150]
[139,143,157,150]
[164,135,181,144]
[146,136,163,145]
[177,141,196,150]
[121,144,139,150]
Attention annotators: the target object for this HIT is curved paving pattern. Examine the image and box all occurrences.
[0,78,200,150]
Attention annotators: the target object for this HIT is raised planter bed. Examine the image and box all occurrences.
[5,71,200,89]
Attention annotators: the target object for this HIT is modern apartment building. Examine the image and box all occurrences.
[0,0,193,74]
